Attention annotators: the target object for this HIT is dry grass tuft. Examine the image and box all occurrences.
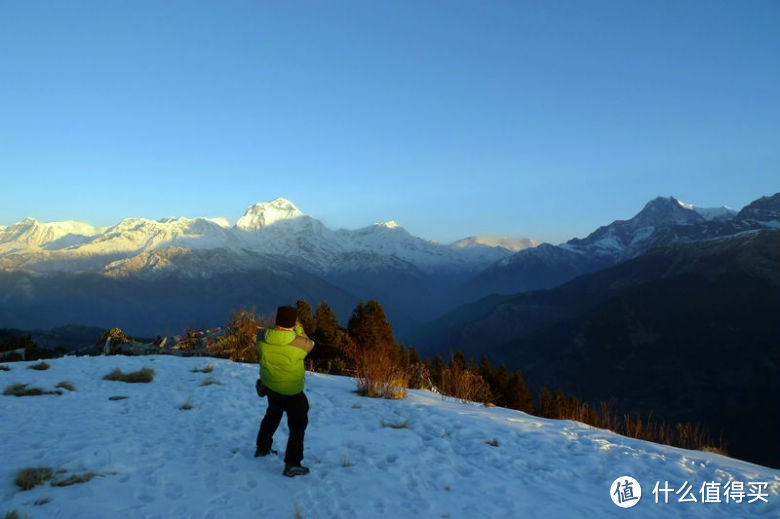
[179,398,194,410]
[0,365,10,371]
[701,445,729,456]
[103,367,155,383]
[28,361,50,371]
[485,438,499,447]
[3,510,24,519]
[52,472,98,487]
[34,498,51,506]
[14,467,54,490]
[200,377,221,386]
[340,451,354,467]
[3,383,60,397]
[190,363,216,373]
[56,381,76,391]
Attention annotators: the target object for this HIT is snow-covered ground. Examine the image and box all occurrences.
[1,355,778,519]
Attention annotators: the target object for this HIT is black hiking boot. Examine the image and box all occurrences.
[254,447,278,458]
[283,464,310,477]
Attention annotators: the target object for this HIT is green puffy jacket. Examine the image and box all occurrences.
[258,324,313,395]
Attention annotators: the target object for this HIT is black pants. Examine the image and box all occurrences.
[256,389,309,466]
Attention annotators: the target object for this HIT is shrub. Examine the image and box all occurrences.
[190,363,215,373]
[108,395,129,401]
[28,361,50,371]
[179,398,194,410]
[98,328,133,354]
[347,343,408,399]
[0,365,10,371]
[14,467,53,490]
[102,367,155,383]
[3,510,23,519]
[211,310,268,362]
[439,363,491,403]
[537,388,726,454]
[56,381,76,391]
[406,361,433,390]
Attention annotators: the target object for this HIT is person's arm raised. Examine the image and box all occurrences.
[290,336,315,354]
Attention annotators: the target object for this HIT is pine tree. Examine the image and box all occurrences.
[408,346,421,367]
[552,390,567,419]
[538,387,554,418]
[398,344,409,372]
[431,354,445,389]
[505,371,534,414]
[313,302,340,338]
[450,350,466,371]
[479,356,503,406]
[347,300,397,358]
[295,300,315,335]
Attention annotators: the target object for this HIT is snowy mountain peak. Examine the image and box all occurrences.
[677,200,736,221]
[0,217,104,253]
[377,220,400,229]
[635,196,704,226]
[235,198,304,231]
[450,236,539,252]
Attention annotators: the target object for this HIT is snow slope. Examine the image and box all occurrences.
[1,356,778,519]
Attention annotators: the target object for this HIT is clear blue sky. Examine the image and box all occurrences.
[1,1,778,244]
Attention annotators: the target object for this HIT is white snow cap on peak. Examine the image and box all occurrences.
[677,199,736,221]
[376,220,400,229]
[236,198,304,230]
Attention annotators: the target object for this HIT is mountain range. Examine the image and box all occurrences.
[462,194,777,298]
[0,198,533,275]
[410,194,780,468]
[1,194,777,337]
[0,198,536,335]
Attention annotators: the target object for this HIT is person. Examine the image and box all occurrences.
[255,305,315,477]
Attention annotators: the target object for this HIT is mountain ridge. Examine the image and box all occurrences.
[0,198,536,276]
[461,193,780,299]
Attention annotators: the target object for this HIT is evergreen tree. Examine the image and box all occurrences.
[408,346,421,367]
[313,302,340,338]
[538,387,554,418]
[398,344,409,372]
[449,350,466,371]
[295,300,315,335]
[347,300,397,358]
[505,371,534,414]
[479,356,504,405]
[431,354,445,388]
[552,389,567,419]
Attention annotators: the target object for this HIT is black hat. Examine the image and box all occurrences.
[275,306,297,328]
